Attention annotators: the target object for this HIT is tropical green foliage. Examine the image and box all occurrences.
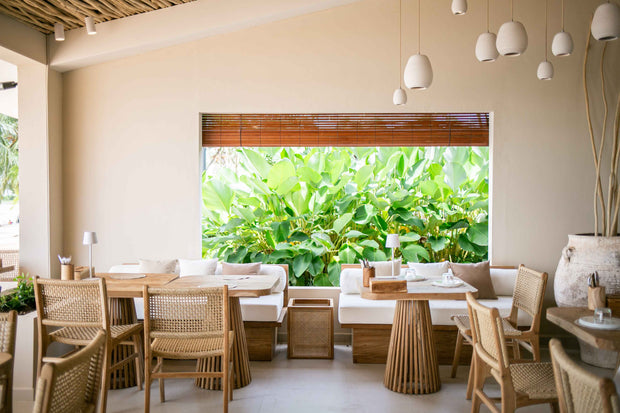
[0,274,35,313]
[202,147,489,286]
[0,114,18,201]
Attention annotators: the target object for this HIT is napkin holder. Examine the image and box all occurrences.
[587,286,606,310]
[363,267,375,288]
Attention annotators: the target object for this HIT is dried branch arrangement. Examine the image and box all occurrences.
[583,21,620,237]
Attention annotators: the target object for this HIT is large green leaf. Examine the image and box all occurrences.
[444,162,467,192]
[466,222,488,246]
[428,236,449,252]
[338,245,359,264]
[401,244,430,262]
[353,204,377,225]
[241,148,271,179]
[332,212,353,233]
[271,221,290,243]
[359,239,380,249]
[267,160,296,189]
[399,232,421,242]
[355,165,374,188]
[203,180,233,212]
[293,253,313,278]
[344,230,366,238]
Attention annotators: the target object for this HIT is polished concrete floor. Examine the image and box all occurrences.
[15,344,619,413]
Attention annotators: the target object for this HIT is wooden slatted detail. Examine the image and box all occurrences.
[201,113,489,147]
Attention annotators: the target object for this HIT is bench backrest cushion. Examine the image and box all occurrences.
[489,268,518,297]
[407,261,450,277]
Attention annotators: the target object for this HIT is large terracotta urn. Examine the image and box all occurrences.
[554,234,620,307]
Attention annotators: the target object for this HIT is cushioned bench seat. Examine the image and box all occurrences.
[240,293,284,322]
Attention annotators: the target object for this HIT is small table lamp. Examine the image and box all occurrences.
[385,234,400,277]
[83,231,98,278]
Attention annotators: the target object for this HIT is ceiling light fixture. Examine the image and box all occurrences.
[475,0,499,62]
[537,0,553,80]
[404,0,433,90]
[85,16,97,35]
[393,0,407,105]
[552,0,573,56]
[451,0,467,16]
[591,1,620,41]
[496,0,528,56]
[54,22,65,41]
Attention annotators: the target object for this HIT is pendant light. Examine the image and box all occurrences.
[552,0,573,56]
[537,0,553,80]
[591,1,620,41]
[85,16,97,35]
[393,0,407,105]
[54,23,65,41]
[451,0,467,16]
[404,0,433,90]
[475,0,499,62]
[496,0,528,56]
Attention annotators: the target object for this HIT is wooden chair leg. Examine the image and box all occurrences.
[132,334,143,391]
[451,332,464,378]
[222,367,228,413]
[531,338,540,362]
[466,352,475,400]
[500,381,516,413]
[6,363,13,413]
[158,357,165,403]
[470,356,485,413]
[144,356,151,413]
[550,402,560,413]
[512,339,521,360]
[99,343,113,413]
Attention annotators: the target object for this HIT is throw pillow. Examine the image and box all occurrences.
[450,261,497,299]
[365,258,401,277]
[222,262,262,275]
[138,259,177,274]
[407,261,450,277]
[178,258,218,277]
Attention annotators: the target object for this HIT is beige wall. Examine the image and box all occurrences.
[62,0,616,292]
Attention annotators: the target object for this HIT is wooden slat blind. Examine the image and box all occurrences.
[201,113,489,147]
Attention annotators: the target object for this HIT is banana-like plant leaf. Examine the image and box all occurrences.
[399,232,421,242]
[267,160,296,190]
[271,221,290,243]
[439,219,469,231]
[353,204,376,225]
[428,236,449,252]
[293,253,313,278]
[466,222,488,246]
[338,245,359,264]
[344,230,366,238]
[332,212,353,234]
[401,244,430,262]
[359,239,380,249]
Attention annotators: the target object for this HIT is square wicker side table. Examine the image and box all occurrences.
[287,298,334,359]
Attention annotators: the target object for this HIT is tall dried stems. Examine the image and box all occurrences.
[583,20,620,237]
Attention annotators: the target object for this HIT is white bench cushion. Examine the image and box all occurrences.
[338,293,532,326]
[240,292,284,322]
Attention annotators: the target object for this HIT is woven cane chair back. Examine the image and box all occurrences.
[33,330,106,413]
[145,287,226,340]
[467,292,510,373]
[510,265,547,322]
[0,311,17,355]
[550,339,620,413]
[34,278,108,329]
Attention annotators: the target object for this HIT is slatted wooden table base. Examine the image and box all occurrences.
[108,297,140,389]
[384,300,440,394]
[195,297,251,389]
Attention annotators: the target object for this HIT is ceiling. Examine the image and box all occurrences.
[0,0,196,34]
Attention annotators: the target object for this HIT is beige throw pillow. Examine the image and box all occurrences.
[222,262,262,275]
[138,259,177,274]
[450,261,497,299]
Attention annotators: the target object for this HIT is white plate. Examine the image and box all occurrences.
[109,273,146,280]
[375,276,404,280]
[432,280,464,288]
[407,276,427,282]
[576,316,620,330]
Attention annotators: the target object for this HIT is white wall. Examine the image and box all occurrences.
[62,0,617,294]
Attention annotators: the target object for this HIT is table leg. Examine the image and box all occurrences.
[384,299,440,394]
[195,296,252,389]
[108,297,139,389]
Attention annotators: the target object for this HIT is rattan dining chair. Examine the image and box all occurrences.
[34,277,143,413]
[451,265,548,399]
[466,292,558,413]
[32,329,106,413]
[0,311,17,413]
[143,285,234,413]
[549,339,620,413]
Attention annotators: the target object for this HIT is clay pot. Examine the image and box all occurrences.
[554,234,620,307]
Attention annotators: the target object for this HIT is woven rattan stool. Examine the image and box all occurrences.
[287,298,333,359]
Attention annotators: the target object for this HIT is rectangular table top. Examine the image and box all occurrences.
[546,307,620,352]
[360,276,478,300]
[168,274,279,298]
[96,273,179,298]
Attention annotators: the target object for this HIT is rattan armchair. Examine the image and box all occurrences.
[451,265,548,399]
[32,329,106,413]
[0,311,17,413]
[550,339,619,413]
[34,277,143,413]
[143,286,234,413]
[466,292,558,413]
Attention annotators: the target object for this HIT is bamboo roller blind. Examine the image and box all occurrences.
[201,113,489,147]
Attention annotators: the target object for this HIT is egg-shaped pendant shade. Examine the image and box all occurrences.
[475,32,499,62]
[496,21,528,56]
[404,54,433,90]
[591,2,620,41]
[552,31,573,56]
[537,60,554,80]
[393,88,407,105]
[451,0,467,15]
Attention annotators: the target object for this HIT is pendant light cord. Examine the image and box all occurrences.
[418,0,421,54]
[398,0,402,86]
[511,0,514,22]
[561,0,564,31]
[486,0,490,32]
[545,0,548,60]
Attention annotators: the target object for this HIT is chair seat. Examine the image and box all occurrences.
[452,314,523,337]
[49,323,142,346]
[509,362,557,400]
[151,331,234,359]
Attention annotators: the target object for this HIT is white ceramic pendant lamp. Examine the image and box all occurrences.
[496,0,528,56]
[552,0,573,56]
[404,0,433,90]
[451,0,467,16]
[393,0,407,105]
[475,0,499,62]
[591,1,620,41]
[537,0,553,80]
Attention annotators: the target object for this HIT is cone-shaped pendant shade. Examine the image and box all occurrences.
[393,88,407,105]
[496,21,528,56]
[451,0,467,15]
[537,60,554,80]
[404,54,433,90]
[552,31,573,56]
[591,2,620,41]
[475,32,498,62]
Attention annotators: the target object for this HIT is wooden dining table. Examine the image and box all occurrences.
[361,277,478,394]
[97,272,279,390]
